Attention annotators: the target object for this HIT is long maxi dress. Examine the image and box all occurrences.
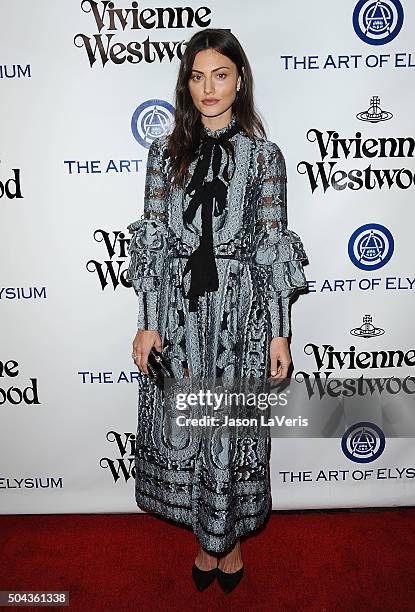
[126,115,308,553]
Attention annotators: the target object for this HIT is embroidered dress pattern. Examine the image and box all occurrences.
[127,115,308,553]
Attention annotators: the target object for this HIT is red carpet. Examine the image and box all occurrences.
[1,508,414,611]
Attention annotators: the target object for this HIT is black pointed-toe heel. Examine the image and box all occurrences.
[216,565,244,593]
[191,563,217,591]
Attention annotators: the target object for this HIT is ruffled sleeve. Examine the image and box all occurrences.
[252,142,308,338]
[126,138,169,330]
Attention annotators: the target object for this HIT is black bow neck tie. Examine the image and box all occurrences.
[181,116,241,312]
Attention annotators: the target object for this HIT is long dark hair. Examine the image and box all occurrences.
[167,28,266,187]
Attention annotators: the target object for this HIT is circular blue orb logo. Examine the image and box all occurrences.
[348,223,394,271]
[131,99,175,148]
[353,0,404,45]
[341,421,386,463]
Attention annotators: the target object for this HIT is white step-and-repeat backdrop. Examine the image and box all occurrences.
[1,0,414,513]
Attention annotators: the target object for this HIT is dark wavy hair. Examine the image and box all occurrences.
[167,28,266,187]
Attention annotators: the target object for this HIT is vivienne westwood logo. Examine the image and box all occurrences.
[74,1,213,68]
[297,128,415,193]
[100,430,136,483]
[86,229,131,290]
[350,314,385,338]
[357,96,393,123]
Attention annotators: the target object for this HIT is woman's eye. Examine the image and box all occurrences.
[190,73,227,81]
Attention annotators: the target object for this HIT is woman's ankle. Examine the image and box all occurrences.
[194,545,218,571]
[218,539,243,573]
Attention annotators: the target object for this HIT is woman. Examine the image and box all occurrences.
[127,28,308,593]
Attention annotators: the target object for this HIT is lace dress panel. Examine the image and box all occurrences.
[127,138,169,330]
[252,143,307,337]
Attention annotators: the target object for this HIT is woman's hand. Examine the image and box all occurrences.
[132,329,162,375]
[269,337,291,379]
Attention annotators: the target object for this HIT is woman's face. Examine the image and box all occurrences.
[188,48,241,119]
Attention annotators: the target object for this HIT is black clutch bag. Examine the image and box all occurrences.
[147,347,174,388]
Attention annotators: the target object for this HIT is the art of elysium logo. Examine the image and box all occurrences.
[353,0,404,45]
[348,223,394,271]
[341,421,386,462]
[131,100,175,148]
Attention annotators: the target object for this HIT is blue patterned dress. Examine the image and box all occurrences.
[127,115,308,553]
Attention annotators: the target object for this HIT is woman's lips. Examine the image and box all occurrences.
[202,99,219,105]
